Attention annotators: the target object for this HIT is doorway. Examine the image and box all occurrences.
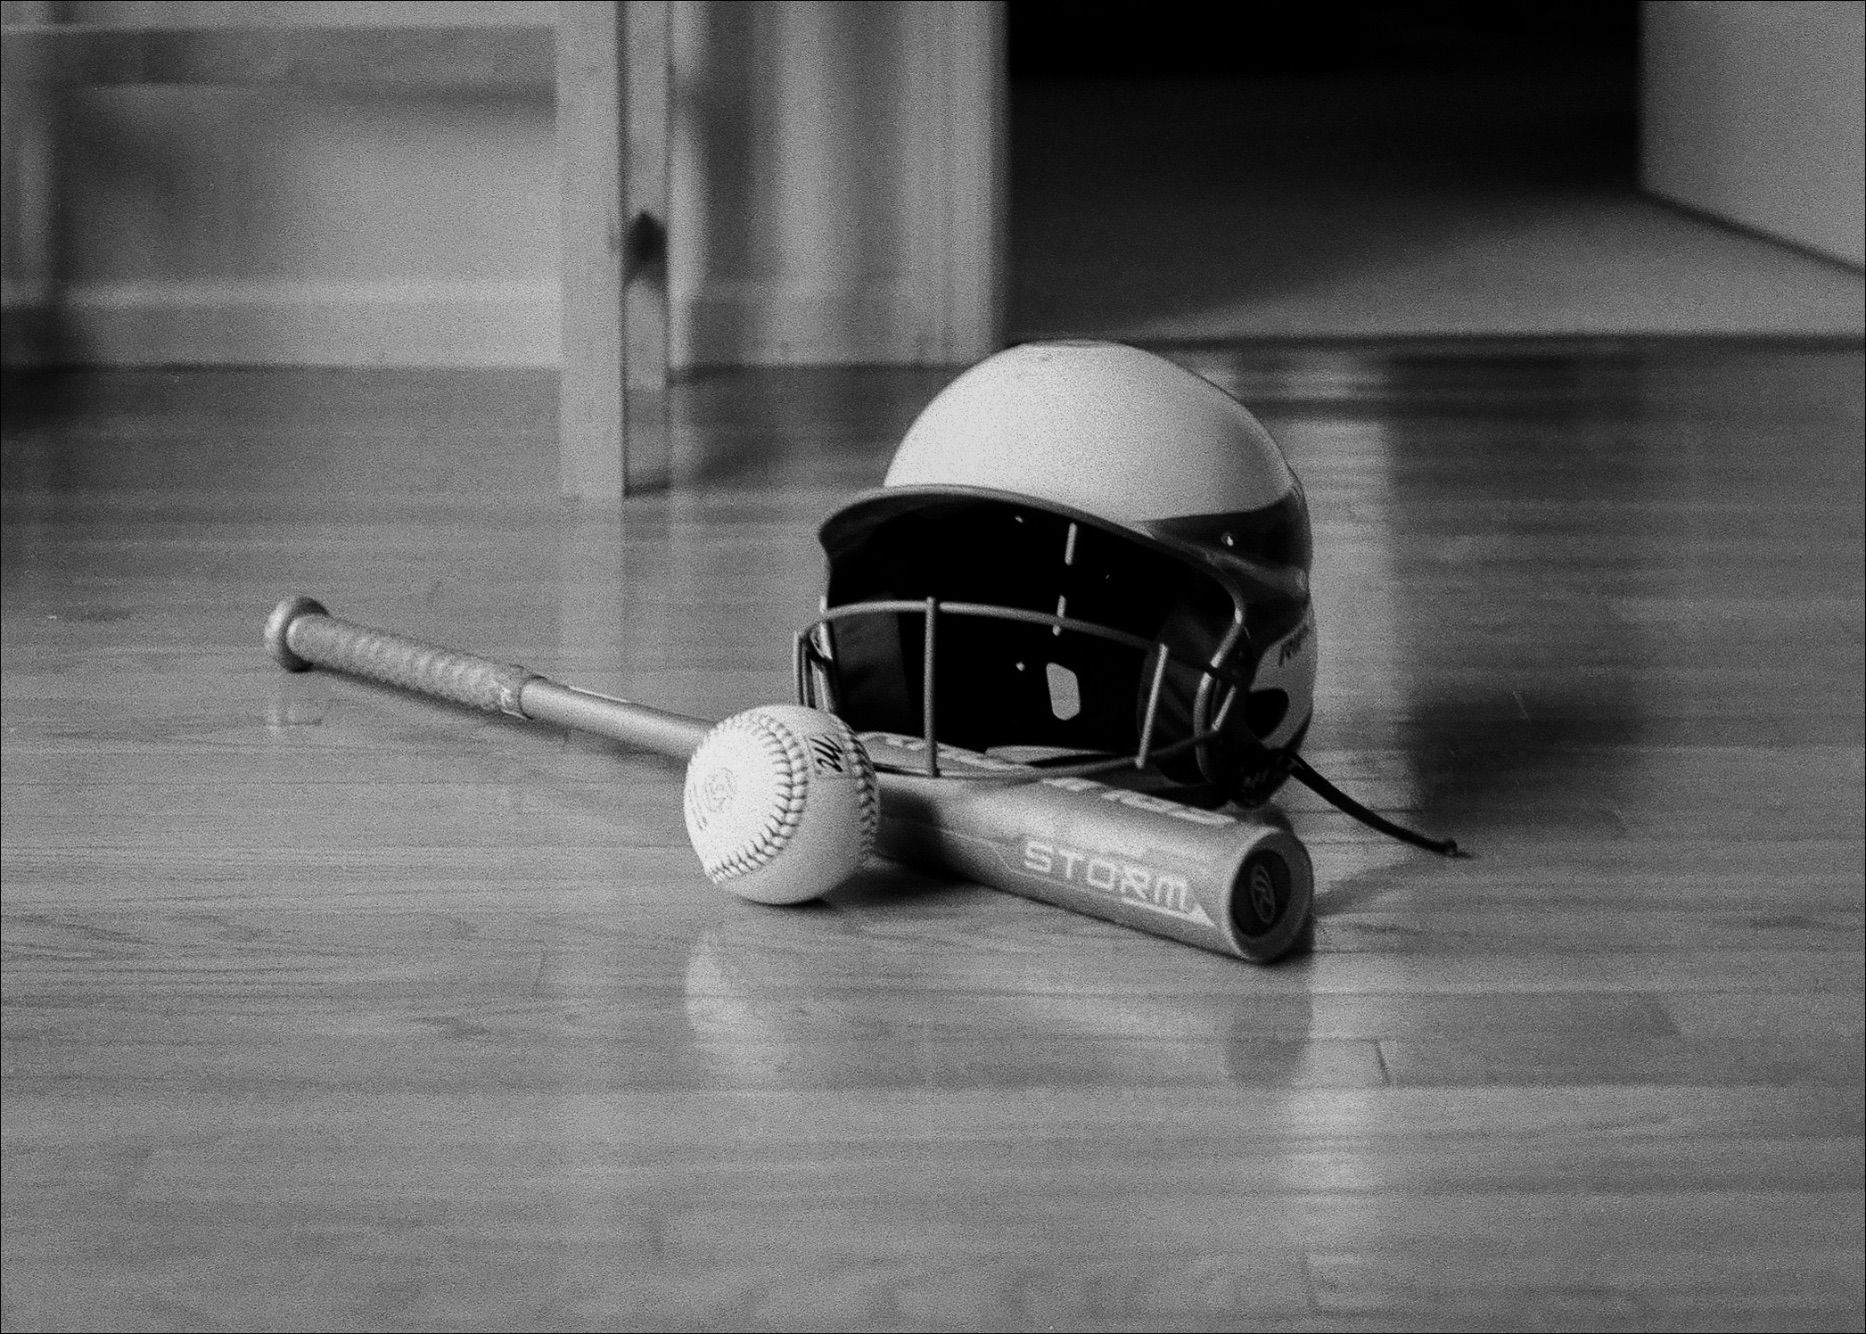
[1005,1,1861,340]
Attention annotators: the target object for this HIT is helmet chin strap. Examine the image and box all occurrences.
[1280,753,1469,858]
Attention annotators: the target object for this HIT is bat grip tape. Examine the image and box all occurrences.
[276,599,536,718]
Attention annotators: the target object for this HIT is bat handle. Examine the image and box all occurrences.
[266,596,710,759]
[266,596,537,719]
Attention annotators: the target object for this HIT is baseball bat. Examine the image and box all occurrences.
[264,597,1313,964]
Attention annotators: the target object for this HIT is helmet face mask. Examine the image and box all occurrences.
[798,341,1317,806]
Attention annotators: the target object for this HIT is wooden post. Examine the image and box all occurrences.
[557,0,670,502]
[624,2,672,404]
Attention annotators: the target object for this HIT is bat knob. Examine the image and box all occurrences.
[266,596,329,672]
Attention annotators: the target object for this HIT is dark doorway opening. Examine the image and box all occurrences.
[1005,3,1681,340]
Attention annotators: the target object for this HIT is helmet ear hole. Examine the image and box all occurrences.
[1244,688,1289,738]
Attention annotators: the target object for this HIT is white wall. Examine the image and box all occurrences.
[1642,0,1865,268]
[672,0,1002,367]
[0,0,1004,368]
[1,0,559,366]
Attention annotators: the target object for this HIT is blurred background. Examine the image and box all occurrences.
[2,0,1861,376]
[1010,0,1863,339]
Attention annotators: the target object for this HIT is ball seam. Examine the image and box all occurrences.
[695,712,808,883]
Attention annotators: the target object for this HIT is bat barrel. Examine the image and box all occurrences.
[871,752,1315,964]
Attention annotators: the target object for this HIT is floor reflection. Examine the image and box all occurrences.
[679,884,1350,1093]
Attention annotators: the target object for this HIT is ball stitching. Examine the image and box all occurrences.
[696,710,808,883]
[848,725,880,845]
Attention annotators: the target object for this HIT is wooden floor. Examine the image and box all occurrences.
[2,340,1862,1332]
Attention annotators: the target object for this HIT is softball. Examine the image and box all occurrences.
[681,704,880,905]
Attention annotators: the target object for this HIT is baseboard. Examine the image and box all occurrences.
[0,277,985,370]
[675,278,965,368]
[0,279,560,368]
[0,272,992,367]
[1639,186,1866,273]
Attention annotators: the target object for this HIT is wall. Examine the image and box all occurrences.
[0,0,1004,368]
[1641,0,1865,268]
[672,0,1001,367]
